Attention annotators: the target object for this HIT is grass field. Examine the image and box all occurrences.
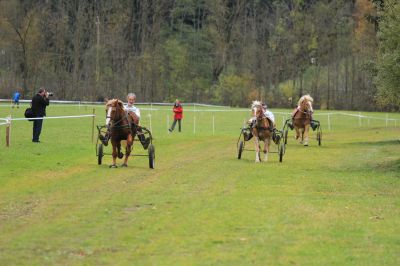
[0,104,399,265]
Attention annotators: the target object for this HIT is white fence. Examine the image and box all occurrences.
[1,102,399,147]
[0,112,96,147]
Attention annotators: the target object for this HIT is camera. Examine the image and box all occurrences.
[47,92,54,96]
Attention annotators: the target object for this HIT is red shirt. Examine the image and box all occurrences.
[173,105,183,120]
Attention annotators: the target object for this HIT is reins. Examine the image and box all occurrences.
[108,105,136,133]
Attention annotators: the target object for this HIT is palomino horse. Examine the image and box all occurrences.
[106,99,139,168]
[250,101,272,162]
[292,95,313,146]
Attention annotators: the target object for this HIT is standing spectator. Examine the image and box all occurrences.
[12,89,21,108]
[169,99,183,132]
[31,87,50,143]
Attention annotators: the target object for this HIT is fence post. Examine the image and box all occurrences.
[148,113,152,132]
[5,116,11,147]
[91,108,95,143]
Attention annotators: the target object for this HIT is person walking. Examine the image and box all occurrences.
[31,87,50,143]
[169,99,183,132]
[12,89,21,108]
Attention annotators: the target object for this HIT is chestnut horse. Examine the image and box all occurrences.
[292,95,313,146]
[106,99,139,168]
[251,101,272,162]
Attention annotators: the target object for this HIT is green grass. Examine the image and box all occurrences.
[0,104,399,265]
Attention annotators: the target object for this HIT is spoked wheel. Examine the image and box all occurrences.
[97,144,104,165]
[237,140,244,159]
[284,129,288,145]
[317,130,322,146]
[148,144,155,169]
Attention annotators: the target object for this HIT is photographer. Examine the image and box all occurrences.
[31,87,50,143]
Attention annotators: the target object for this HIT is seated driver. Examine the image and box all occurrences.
[262,103,275,131]
[124,93,150,149]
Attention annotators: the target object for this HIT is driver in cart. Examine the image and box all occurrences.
[99,93,150,149]
[243,102,280,144]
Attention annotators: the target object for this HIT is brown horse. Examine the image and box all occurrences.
[250,100,272,162]
[106,99,139,168]
[292,95,313,146]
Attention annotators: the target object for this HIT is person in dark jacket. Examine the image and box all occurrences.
[169,99,183,132]
[31,87,50,142]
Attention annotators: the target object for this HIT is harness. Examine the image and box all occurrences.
[107,107,137,134]
[292,107,312,119]
[252,115,273,132]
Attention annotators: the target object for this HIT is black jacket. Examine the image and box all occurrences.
[31,94,49,117]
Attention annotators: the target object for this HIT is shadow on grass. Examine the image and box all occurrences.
[350,139,400,146]
[373,158,400,174]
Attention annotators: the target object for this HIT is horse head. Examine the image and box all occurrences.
[251,100,264,119]
[105,99,125,124]
[298,94,313,113]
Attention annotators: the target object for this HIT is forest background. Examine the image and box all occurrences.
[0,0,399,111]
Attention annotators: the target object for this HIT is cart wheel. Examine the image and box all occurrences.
[97,144,103,165]
[317,131,322,146]
[279,142,285,162]
[284,129,288,145]
[238,140,244,159]
[148,144,155,169]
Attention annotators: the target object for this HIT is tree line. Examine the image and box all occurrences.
[0,0,398,110]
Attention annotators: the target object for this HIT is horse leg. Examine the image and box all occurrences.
[110,142,118,168]
[263,139,269,162]
[295,127,301,142]
[299,128,305,144]
[303,124,310,146]
[116,142,124,159]
[122,135,133,167]
[254,137,261,163]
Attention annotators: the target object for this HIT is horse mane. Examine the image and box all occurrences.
[106,99,125,117]
[298,95,313,106]
[251,100,262,109]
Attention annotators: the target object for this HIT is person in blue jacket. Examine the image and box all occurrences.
[12,89,21,108]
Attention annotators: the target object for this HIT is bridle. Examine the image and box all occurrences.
[299,100,313,115]
[106,102,132,130]
[252,104,271,131]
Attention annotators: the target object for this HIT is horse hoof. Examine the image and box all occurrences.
[304,143,308,146]
[118,153,124,159]
[121,164,128,167]
[109,164,118,168]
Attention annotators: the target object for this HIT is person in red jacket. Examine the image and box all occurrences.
[169,99,183,132]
